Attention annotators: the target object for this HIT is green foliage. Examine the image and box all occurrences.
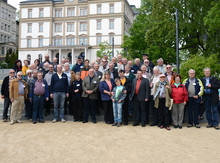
[96,42,112,59]
[4,51,18,68]
[123,0,220,64]
[180,54,220,80]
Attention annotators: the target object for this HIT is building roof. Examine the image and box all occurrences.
[20,0,63,4]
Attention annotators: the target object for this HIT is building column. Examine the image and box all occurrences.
[72,48,74,65]
[84,47,87,59]
[59,48,62,64]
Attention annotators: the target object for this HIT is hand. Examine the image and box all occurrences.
[219,95,220,101]
[184,101,187,105]
[166,85,170,89]
[150,83,153,88]
[111,92,114,96]
[66,93,69,98]
[29,98,32,102]
[193,95,198,99]
[1,95,4,99]
[145,98,148,102]
[118,100,122,103]
[207,84,211,88]
[11,98,14,102]
[86,90,92,94]
[109,92,112,96]
[123,90,127,94]
[46,97,49,101]
[50,94,53,99]
[112,99,115,102]
[74,89,79,93]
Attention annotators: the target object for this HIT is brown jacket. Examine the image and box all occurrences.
[9,78,28,100]
[82,75,99,100]
[153,81,172,109]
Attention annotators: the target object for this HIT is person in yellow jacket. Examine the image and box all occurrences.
[22,60,29,76]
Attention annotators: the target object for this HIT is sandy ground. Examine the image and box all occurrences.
[0,121,220,163]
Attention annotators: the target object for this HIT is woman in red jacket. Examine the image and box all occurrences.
[171,75,188,129]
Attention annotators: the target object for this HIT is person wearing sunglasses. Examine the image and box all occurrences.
[1,70,15,122]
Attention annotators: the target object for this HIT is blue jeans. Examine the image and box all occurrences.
[188,97,199,125]
[113,102,123,123]
[205,96,219,126]
[33,95,45,122]
[53,92,65,120]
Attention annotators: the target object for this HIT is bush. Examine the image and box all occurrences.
[180,54,220,80]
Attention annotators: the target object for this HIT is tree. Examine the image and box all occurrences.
[96,42,112,59]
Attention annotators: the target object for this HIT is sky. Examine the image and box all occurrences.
[8,0,141,11]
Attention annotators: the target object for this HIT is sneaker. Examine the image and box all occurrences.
[33,121,37,124]
[187,124,193,128]
[195,124,201,128]
[10,121,16,125]
[3,119,8,122]
[214,126,220,130]
[17,120,23,123]
[112,123,117,126]
[166,127,171,131]
[206,124,213,128]
[179,126,182,129]
[82,120,88,123]
[52,119,57,123]
[61,119,66,123]
[174,125,178,128]
[160,125,164,129]
[117,123,121,127]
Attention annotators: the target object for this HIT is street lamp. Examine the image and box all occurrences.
[176,8,180,74]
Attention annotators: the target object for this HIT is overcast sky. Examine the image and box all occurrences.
[8,0,141,10]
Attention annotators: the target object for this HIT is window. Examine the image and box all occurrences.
[67,23,74,32]
[39,23,43,32]
[109,4,114,13]
[97,20,101,30]
[1,47,4,56]
[38,54,43,63]
[55,8,62,17]
[39,8,44,17]
[67,8,75,17]
[109,19,114,29]
[96,35,102,45]
[28,9,32,18]
[80,22,87,32]
[97,4,101,14]
[66,37,75,46]
[109,34,114,45]
[55,23,62,32]
[27,38,32,48]
[79,36,88,45]
[39,37,43,47]
[8,25,10,32]
[28,23,32,33]
[80,8,87,16]
[54,37,62,46]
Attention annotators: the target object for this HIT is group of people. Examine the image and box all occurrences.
[1,54,220,130]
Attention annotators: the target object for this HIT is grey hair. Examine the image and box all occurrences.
[157,58,163,63]
[188,69,195,73]
[203,67,210,72]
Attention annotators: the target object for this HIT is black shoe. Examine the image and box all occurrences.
[207,124,213,128]
[179,126,182,129]
[33,121,37,124]
[150,123,157,126]
[214,126,220,130]
[106,121,111,124]
[82,120,88,123]
[123,122,128,126]
[92,120,97,124]
[187,124,193,128]
[133,123,139,126]
[141,124,146,127]
[117,123,121,127]
[174,125,178,128]
[39,120,45,123]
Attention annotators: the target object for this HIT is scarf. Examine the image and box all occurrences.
[154,80,167,100]
[174,82,181,88]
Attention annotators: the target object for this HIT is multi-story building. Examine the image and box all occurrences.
[0,0,17,60]
[19,0,135,64]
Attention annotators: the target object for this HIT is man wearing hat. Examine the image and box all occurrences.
[72,56,84,73]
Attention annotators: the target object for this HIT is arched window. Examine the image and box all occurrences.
[68,52,72,63]
[27,54,31,65]
[56,53,59,63]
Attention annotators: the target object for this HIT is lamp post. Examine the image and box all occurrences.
[176,8,180,74]
[112,37,114,59]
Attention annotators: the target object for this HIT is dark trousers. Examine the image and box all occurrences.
[158,98,169,127]
[133,96,146,125]
[83,98,96,122]
[32,95,45,122]
[25,99,32,119]
[149,95,158,125]
[3,97,11,120]
[205,96,219,126]
[71,97,83,121]
[64,97,70,115]
[45,86,51,115]
[145,101,150,124]
[122,99,129,124]
[102,100,114,123]
[188,97,199,125]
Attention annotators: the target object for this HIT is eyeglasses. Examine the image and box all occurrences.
[17,75,22,77]
[10,72,15,74]
[166,67,172,69]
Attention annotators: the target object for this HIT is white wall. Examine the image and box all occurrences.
[21,7,51,18]
[19,50,48,64]
[89,2,122,15]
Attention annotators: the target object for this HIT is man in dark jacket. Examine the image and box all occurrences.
[72,56,84,73]
[82,68,99,123]
[1,69,15,121]
[108,62,118,80]
[130,70,150,127]
[201,68,220,129]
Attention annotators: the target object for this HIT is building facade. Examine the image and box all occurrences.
[0,0,17,60]
[19,0,135,64]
